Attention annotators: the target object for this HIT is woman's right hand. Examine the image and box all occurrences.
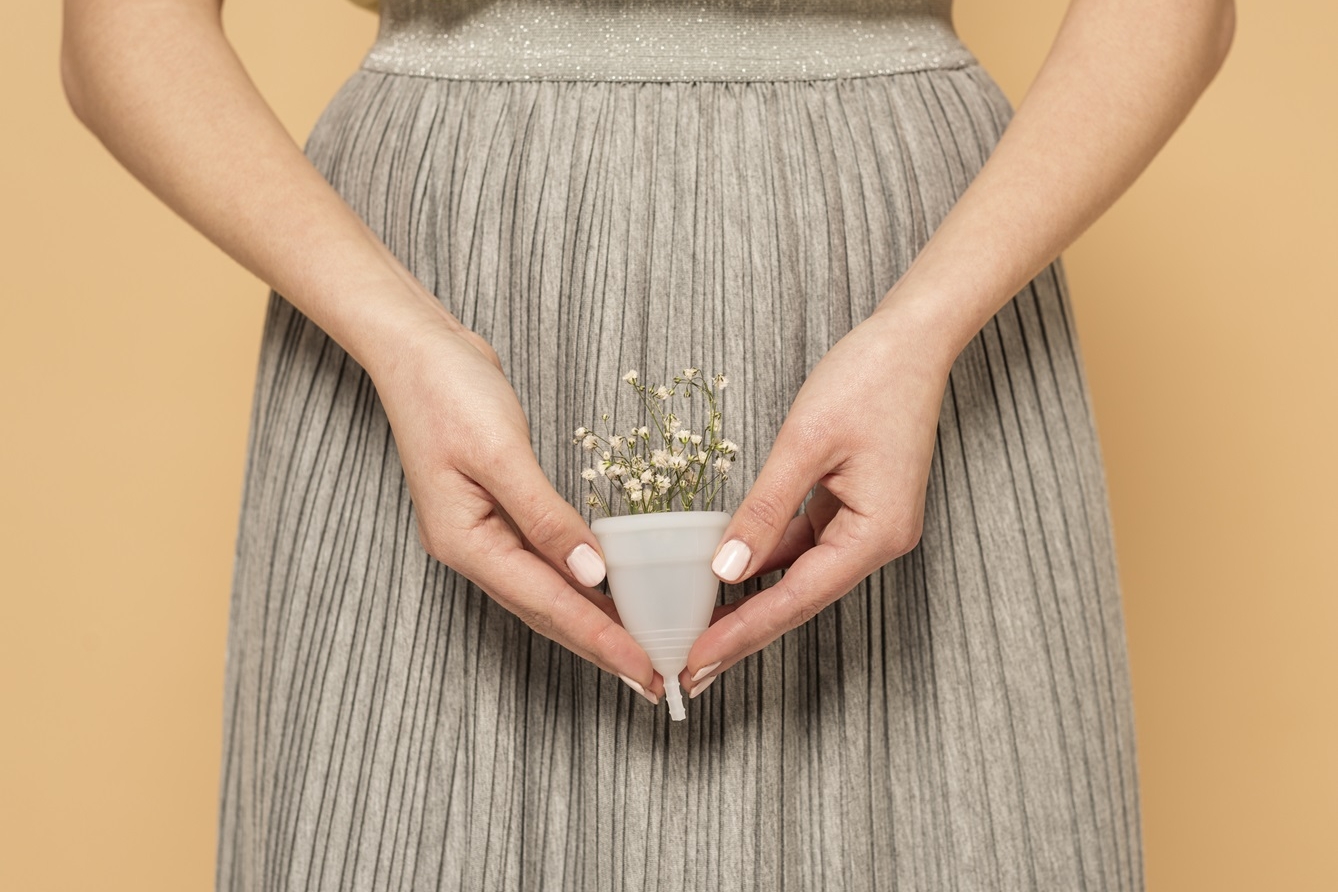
[368,313,663,703]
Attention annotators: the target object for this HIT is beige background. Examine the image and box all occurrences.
[2,1,1333,889]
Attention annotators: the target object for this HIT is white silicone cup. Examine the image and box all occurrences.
[591,510,731,720]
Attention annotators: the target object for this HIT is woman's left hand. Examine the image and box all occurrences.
[679,298,957,696]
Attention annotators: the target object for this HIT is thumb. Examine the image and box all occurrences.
[481,453,609,590]
[710,423,825,583]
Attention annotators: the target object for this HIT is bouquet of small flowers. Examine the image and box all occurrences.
[571,367,739,516]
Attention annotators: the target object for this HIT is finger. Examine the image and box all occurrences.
[687,509,882,683]
[475,451,610,592]
[751,512,817,577]
[460,515,657,690]
[710,419,831,584]
[495,501,614,610]
[803,482,841,542]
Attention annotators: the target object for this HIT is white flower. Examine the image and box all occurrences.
[650,449,670,468]
[574,426,588,438]
[653,474,670,493]
[668,453,689,470]
[682,367,699,378]
[623,369,638,384]
[665,413,679,433]
[639,468,655,484]
[654,385,671,400]
[586,494,600,508]
[610,434,625,449]
[629,489,643,502]
[623,478,642,492]
[602,450,612,461]
[713,456,733,475]
[718,438,739,455]
[713,373,728,388]
[638,426,650,438]
[684,468,698,486]
[675,428,692,443]
[582,434,598,452]
[694,451,710,464]
[581,468,599,481]
[605,463,625,479]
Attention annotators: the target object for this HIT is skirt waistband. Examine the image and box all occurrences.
[359,2,977,82]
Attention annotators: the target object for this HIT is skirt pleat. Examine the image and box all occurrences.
[216,66,1143,892]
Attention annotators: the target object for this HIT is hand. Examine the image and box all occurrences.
[370,314,663,703]
[678,300,954,696]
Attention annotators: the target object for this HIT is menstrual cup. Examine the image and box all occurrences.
[591,510,731,720]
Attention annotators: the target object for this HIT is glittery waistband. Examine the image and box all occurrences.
[359,2,977,82]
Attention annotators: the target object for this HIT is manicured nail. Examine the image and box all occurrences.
[689,674,718,699]
[712,539,751,582]
[691,661,721,683]
[567,543,606,587]
[619,674,659,705]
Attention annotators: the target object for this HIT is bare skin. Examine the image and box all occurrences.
[685,0,1236,696]
[60,0,1234,705]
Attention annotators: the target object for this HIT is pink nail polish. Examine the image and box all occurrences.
[689,674,718,699]
[567,543,606,587]
[691,661,722,683]
[712,539,750,581]
[618,674,659,705]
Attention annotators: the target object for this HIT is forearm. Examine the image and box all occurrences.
[874,0,1236,367]
[60,0,459,379]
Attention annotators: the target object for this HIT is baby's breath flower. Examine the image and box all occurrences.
[572,366,736,515]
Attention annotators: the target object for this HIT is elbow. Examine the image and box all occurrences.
[60,25,90,124]
[1207,0,1236,73]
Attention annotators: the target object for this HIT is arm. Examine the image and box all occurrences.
[62,0,666,700]
[682,0,1236,692]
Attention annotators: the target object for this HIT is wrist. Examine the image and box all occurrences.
[320,275,467,383]
[867,284,973,379]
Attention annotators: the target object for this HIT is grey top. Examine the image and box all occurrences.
[359,0,976,81]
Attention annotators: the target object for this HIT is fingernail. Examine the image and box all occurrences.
[689,674,718,699]
[567,543,606,587]
[619,674,659,705]
[712,539,751,582]
[691,661,721,683]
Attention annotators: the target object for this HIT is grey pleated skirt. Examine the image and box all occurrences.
[215,2,1144,889]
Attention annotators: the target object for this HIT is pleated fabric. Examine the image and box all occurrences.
[216,63,1144,891]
